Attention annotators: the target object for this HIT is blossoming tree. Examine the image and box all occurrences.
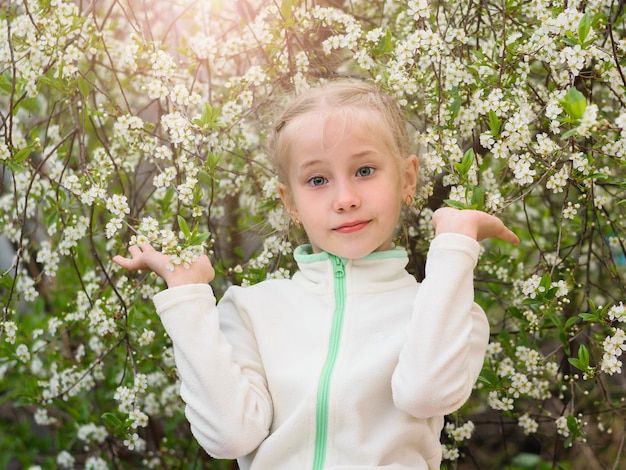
[1,0,625,468]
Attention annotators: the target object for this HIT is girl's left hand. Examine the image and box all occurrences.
[432,207,520,244]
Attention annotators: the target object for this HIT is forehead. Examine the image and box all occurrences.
[289,107,395,154]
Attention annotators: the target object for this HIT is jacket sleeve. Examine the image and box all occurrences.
[391,233,490,419]
[153,284,272,459]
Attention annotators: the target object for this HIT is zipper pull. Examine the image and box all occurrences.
[332,256,345,278]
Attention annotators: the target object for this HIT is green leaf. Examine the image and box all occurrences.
[578,14,591,45]
[566,414,579,433]
[0,273,14,290]
[578,344,589,367]
[101,412,124,433]
[444,199,467,210]
[568,357,582,370]
[561,87,587,120]
[189,232,211,246]
[579,312,597,322]
[470,186,486,209]
[478,366,497,386]
[575,344,589,370]
[280,0,297,21]
[449,96,461,121]
[13,147,32,163]
[511,452,543,468]
[488,110,501,136]
[454,148,475,176]
[539,272,552,292]
[564,316,579,329]
[177,215,191,239]
[377,28,394,55]
[0,71,14,93]
[568,345,590,372]
[77,76,93,99]
[193,103,224,130]
[561,128,579,140]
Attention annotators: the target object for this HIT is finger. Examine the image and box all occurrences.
[138,243,155,252]
[112,255,136,270]
[113,248,148,271]
[503,229,520,245]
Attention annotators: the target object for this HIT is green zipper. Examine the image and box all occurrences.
[312,255,347,470]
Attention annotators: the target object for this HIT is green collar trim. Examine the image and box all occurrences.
[294,244,406,263]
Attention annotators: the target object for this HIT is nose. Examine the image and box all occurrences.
[333,179,360,212]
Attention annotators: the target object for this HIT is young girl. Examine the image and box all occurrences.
[113,80,519,469]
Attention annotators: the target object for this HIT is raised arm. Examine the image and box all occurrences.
[392,208,518,418]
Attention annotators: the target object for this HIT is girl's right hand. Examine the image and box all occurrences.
[113,244,215,288]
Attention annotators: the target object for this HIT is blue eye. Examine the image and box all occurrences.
[308,176,327,187]
[356,167,374,177]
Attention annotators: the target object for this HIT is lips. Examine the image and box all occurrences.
[333,220,370,234]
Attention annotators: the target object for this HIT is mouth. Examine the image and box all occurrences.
[333,220,370,234]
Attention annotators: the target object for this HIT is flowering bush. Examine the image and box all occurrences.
[1,0,625,468]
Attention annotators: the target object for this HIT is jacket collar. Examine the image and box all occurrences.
[292,245,416,294]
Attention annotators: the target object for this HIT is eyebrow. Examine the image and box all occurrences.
[297,149,381,171]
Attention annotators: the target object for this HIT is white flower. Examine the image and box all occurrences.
[509,153,536,186]
[150,50,176,78]
[145,79,169,100]
[546,165,569,193]
[56,451,75,469]
[124,432,146,451]
[615,112,626,137]
[138,328,156,346]
[520,274,541,299]
[85,456,108,470]
[105,194,130,218]
[559,44,587,76]
[161,111,194,147]
[441,444,460,461]
[563,202,580,220]
[488,390,514,411]
[77,423,108,444]
[170,84,191,106]
[0,142,10,161]
[408,0,430,19]
[34,408,57,425]
[2,321,17,344]
[114,385,136,413]
[105,218,123,239]
[600,328,626,375]
[129,408,149,428]
[556,415,572,438]
[519,413,539,434]
[445,421,475,441]
[608,303,626,322]
[16,343,30,362]
[245,65,266,86]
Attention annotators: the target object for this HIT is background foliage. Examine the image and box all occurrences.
[1,0,625,468]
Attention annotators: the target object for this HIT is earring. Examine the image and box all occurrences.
[404,194,414,207]
[293,217,302,229]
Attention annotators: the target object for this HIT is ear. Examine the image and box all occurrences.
[402,154,419,200]
[278,182,299,222]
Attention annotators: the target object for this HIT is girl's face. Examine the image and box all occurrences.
[278,110,418,259]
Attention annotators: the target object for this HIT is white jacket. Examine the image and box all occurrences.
[153,233,490,469]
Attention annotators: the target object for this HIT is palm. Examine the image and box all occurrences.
[113,244,215,287]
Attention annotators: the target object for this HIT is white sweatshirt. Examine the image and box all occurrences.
[153,233,490,469]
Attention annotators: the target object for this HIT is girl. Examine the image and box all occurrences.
[113,80,519,469]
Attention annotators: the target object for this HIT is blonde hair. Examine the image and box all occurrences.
[268,80,411,184]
